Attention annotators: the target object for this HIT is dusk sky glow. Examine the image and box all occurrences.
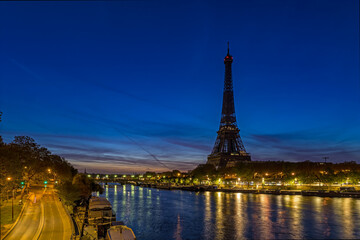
[1,0,359,173]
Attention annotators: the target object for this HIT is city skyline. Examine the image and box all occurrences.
[1,0,359,173]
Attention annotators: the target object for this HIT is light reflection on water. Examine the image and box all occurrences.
[97,184,360,240]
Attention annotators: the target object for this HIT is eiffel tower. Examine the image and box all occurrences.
[207,43,251,167]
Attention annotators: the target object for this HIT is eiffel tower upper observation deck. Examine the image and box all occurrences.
[207,43,251,168]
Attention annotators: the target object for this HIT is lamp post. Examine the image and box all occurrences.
[6,177,15,222]
[12,188,14,222]
[6,177,11,201]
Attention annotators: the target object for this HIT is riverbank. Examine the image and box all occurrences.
[130,182,360,198]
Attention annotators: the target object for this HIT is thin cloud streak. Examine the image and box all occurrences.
[248,131,360,162]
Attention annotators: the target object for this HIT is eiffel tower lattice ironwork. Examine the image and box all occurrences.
[207,43,251,167]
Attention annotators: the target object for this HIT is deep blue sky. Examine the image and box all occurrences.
[1,0,359,173]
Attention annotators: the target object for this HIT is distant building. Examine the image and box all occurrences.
[207,43,251,168]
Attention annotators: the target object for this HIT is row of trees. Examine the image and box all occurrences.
[0,112,102,206]
[0,136,77,198]
[190,161,360,185]
[0,134,102,206]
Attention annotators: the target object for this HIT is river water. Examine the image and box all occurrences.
[96,183,360,239]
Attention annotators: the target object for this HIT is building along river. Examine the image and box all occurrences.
[95,183,360,240]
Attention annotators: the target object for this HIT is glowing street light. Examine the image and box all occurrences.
[7,177,11,181]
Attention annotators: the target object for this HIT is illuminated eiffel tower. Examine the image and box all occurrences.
[207,43,251,167]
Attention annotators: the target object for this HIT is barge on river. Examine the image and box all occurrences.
[87,196,136,239]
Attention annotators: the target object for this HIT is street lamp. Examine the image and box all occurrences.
[6,177,11,201]
[6,177,15,221]
[11,188,15,221]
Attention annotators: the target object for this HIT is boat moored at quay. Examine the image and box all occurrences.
[86,196,136,239]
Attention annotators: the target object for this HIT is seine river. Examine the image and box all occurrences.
[96,183,360,239]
